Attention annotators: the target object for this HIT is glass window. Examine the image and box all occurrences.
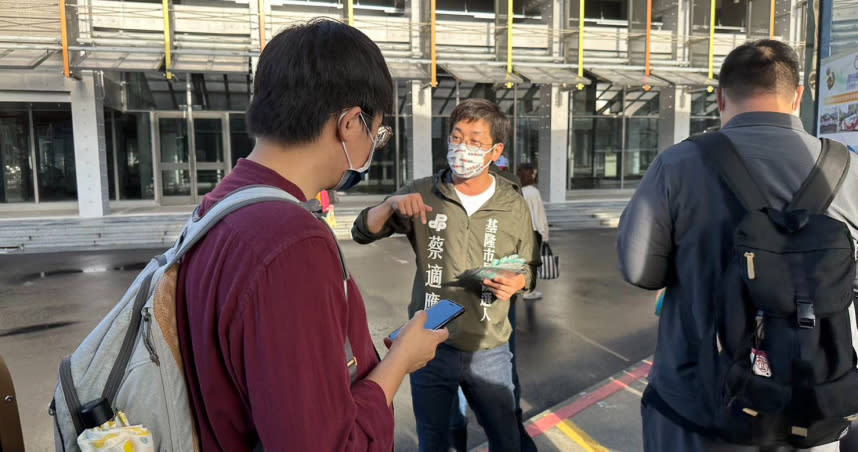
[436,0,494,16]
[398,81,413,185]
[159,118,190,165]
[196,169,224,197]
[125,113,155,200]
[105,111,155,200]
[33,104,76,202]
[626,89,659,116]
[569,0,629,25]
[691,118,721,136]
[194,118,225,164]
[0,107,34,203]
[573,84,596,114]
[593,116,622,186]
[162,170,192,197]
[106,113,116,199]
[570,86,660,189]
[431,116,453,174]
[513,84,545,170]
[692,0,748,30]
[569,116,623,189]
[624,117,659,186]
[690,91,720,135]
[347,80,411,194]
[230,114,254,167]
[190,74,252,111]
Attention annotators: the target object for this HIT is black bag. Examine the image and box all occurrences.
[538,242,559,280]
[669,132,858,448]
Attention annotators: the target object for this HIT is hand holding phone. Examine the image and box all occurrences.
[389,300,464,341]
[383,311,450,374]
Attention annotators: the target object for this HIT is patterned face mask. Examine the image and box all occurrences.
[446,143,496,179]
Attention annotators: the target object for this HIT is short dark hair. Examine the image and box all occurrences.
[449,98,511,144]
[517,163,537,187]
[718,39,800,101]
[246,19,393,145]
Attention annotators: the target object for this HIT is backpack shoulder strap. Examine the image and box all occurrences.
[174,184,357,380]
[171,185,301,263]
[686,132,770,213]
[171,185,351,284]
[786,139,851,214]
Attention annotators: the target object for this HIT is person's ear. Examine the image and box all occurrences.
[337,107,363,142]
[492,143,505,161]
[793,86,805,112]
[717,88,726,113]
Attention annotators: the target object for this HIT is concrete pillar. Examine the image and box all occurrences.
[538,84,568,203]
[653,0,690,63]
[410,0,427,59]
[494,0,510,61]
[549,0,563,58]
[71,73,110,217]
[658,85,692,151]
[410,81,433,180]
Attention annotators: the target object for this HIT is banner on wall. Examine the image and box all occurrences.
[817,51,858,148]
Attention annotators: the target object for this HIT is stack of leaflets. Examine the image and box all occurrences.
[464,255,528,281]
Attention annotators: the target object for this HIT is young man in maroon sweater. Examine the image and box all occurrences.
[175,19,448,451]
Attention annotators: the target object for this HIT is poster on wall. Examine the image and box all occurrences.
[817,51,858,148]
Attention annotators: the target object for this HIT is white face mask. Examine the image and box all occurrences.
[447,143,496,179]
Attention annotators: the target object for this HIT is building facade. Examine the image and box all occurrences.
[0,0,809,216]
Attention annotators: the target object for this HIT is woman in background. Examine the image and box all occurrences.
[517,163,549,300]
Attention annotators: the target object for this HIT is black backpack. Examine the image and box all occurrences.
[672,132,857,447]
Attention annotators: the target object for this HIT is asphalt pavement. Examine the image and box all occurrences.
[0,229,659,451]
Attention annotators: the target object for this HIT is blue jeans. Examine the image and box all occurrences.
[411,343,520,452]
[449,301,537,452]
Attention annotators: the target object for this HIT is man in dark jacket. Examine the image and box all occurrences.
[618,40,858,451]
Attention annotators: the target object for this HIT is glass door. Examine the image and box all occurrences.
[0,110,34,203]
[193,115,228,197]
[156,113,230,204]
[156,115,193,204]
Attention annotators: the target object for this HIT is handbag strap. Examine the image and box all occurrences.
[542,242,555,256]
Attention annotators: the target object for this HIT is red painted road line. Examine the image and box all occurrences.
[475,362,652,452]
[527,362,652,438]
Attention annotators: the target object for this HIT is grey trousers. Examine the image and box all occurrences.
[641,401,841,452]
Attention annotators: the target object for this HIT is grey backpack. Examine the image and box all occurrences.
[51,185,357,451]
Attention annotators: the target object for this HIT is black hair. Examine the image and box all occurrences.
[246,18,393,145]
[719,39,800,101]
[449,98,511,144]
[516,163,537,187]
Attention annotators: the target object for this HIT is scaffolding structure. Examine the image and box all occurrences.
[0,0,805,88]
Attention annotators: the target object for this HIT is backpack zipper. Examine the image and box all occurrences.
[744,252,756,280]
[142,308,161,366]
